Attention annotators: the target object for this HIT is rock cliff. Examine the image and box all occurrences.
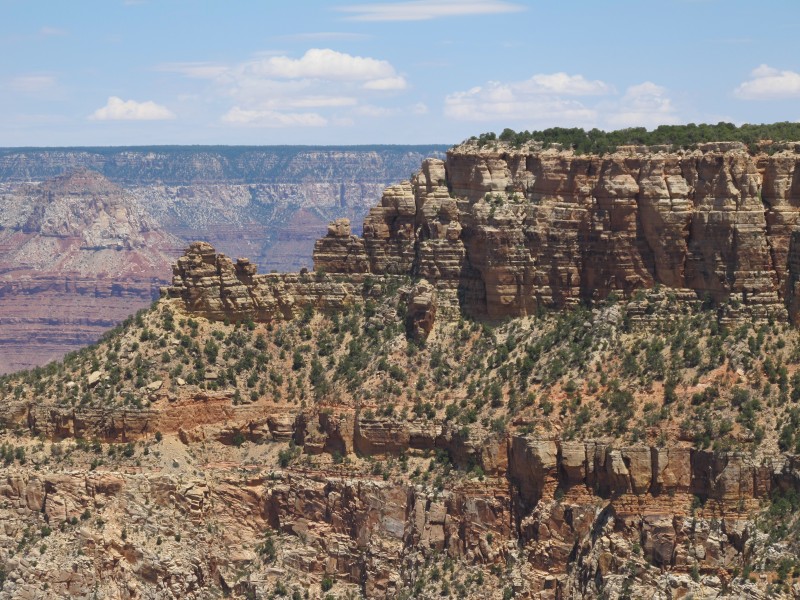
[0,170,180,373]
[163,241,365,322]
[2,433,798,599]
[5,268,800,598]
[314,141,800,324]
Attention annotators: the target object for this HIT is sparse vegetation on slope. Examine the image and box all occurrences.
[2,282,800,597]
[7,131,800,597]
[4,283,800,456]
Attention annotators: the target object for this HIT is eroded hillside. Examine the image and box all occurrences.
[2,140,800,599]
[0,146,445,373]
[1,263,800,598]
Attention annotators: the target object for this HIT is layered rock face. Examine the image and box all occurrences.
[0,146,447,272]
[0,170,181,373]
[0,147,444,372]
[314,142,800,322]
[0,461,511,600]
[4,408,799,599]
[163,241,366,323]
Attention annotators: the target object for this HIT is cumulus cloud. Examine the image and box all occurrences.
[445,74,682,129]
[443,72,611,123]
[525,73,612,96]
[412,102,429,115]
[221,107,327,127]
[284,96,358,108]
[337,0,525,21]
[163,48,408,127]
[734,65,800,100]
[89,96,175,121]
[241,48,396,82]
[606,82,680,129]
[161,49,406,96]
[10,75,57,93]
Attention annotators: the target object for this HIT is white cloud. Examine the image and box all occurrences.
[412,102,429,115]
[734,64,800,100]
[286,96,358,108]
[221,107,327,127]
[363,76,407,90]
[10,75,57,93]
[525,73,612,96]
[443,72,611,123]
[244,48,395,81]
[164,48,408,127]
[199,48,408,101]
[445,74,681,130]
[89,96,175,121]
[338,0,525,21]
[605,82,680,129]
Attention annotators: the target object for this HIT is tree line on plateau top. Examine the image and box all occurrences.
[473,122,800,155]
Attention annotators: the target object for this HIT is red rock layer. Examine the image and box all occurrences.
[0,170,181,373]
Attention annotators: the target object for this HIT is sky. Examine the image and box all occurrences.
[2,0,800,147]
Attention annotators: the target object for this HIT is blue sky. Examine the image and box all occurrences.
[2,0,800,146]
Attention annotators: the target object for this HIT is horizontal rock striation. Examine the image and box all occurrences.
[0,146,447,185]
[314,142,800,323]
[6,402,800,598]
[162,241,369,322]
[0,170,181,373]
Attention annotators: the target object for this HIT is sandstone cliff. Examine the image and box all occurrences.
[6,141,800,599]
[2,432,798,599]
[314,141,800,324]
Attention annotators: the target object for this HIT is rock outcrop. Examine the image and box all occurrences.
[313,142,800,324]
[163,241,365,322]
[2,420,798,599]
[403,279,437,340]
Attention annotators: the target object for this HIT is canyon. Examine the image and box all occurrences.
[0,146,445,373]
[2,139,800,598]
